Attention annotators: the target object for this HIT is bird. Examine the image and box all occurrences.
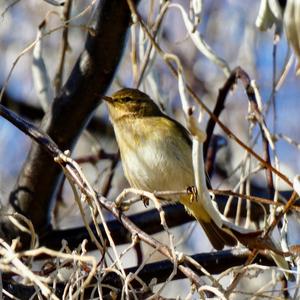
[103,88,237,250]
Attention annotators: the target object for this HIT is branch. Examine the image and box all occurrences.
[0,101,221,293]
[2,89,113,136]
[0,91,293,253]
[204,69,237,158]
[126,2,292,187]
[41,184,293,251]
[53,0,72,94]
[0,93,292,299]
[235,67,275,198]
[2,248,276,299]
[204,67,275,200]
[2,90,44,121]
[5,0,139,235]
[0,95,204,288]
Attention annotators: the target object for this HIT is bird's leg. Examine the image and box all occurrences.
[187,186,198,203]
[141,195,150,207]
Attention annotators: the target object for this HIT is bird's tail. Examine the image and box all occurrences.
[180,195,237,250]
[199,218,237,250]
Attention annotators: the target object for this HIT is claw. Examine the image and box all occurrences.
[187,186,198,203]
[142,196,150,207]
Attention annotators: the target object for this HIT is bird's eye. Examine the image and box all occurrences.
[122,97,131,102]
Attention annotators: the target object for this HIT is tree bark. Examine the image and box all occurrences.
[4,0,139,237]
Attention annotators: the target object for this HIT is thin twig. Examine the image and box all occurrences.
[136,1,169,88]
[212,189,300,212]
[204,69,237,158]
[225,191,298,297]
[236,68,275,198]
[54,0,73,94]
[125,0,292,188]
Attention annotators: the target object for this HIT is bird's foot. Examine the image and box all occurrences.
[141,195,150,207]
[187,186,198,203]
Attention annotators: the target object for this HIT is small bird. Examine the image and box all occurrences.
[103,88,237,250]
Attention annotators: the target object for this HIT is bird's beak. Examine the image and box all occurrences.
[102,95,113,103]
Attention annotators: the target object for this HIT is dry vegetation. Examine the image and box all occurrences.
[0,0,300,299]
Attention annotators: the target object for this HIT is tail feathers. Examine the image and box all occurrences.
[180,195,237,250]
[200,219,237,250]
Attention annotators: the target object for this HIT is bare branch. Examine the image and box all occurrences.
[53,0,73,94]
[2,248,276,299]
[6,0,140,234]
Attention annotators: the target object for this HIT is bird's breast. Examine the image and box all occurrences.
[114,118,194,192]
